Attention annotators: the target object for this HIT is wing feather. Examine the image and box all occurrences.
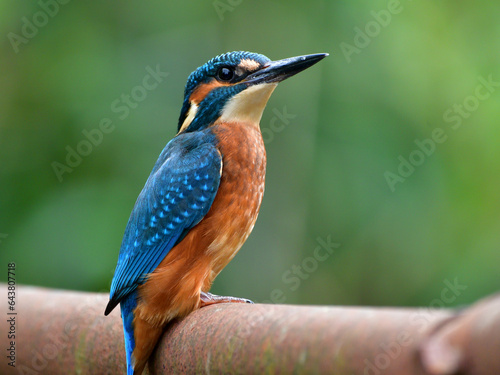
[105,132,221,315]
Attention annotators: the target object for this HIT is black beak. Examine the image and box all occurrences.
[245,53,328,85]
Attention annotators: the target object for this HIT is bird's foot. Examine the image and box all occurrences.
[199,291,254,307]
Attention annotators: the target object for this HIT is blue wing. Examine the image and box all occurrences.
[105,131,221,315]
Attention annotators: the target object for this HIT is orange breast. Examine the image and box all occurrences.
[136,121,266,326]
[204,121,267,278]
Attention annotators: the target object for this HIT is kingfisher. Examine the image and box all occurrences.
[105,51,327,374]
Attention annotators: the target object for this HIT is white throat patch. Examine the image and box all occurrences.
[178,102,199,133]
[218,83,277,126]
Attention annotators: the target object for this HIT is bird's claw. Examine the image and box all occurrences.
[199,292,254,307]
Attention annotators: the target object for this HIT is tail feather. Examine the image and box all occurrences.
[120,291,165,375]
[120,292,138,375]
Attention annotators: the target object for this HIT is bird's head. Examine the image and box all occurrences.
[177,51,327,133]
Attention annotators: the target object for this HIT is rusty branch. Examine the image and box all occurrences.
[1,285,499,374]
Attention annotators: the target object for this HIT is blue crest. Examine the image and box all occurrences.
[177,51,271,132]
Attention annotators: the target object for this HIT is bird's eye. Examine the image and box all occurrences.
[217,67,234,81]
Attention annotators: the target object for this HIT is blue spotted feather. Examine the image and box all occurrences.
[105,129,221,315]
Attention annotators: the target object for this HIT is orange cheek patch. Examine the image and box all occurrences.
[190,80,231,104]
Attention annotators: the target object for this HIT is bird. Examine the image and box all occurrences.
[104,51,328,374]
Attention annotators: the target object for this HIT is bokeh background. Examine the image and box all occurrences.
[1,1,498,308]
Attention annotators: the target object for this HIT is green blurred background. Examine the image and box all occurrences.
[1,1,498,308]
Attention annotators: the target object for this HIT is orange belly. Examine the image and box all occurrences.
[136,121,266,326]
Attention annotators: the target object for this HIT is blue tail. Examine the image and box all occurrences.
[120,291,138,375]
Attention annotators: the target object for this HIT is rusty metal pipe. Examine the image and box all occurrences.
[1,285,498,374]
